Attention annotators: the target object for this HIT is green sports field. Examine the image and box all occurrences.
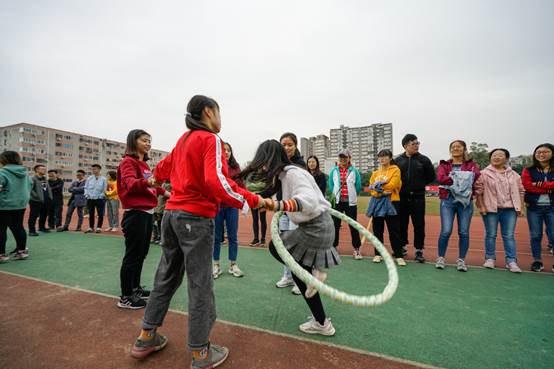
[1,232,552,369]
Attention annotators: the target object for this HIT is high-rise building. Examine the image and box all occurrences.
[329,123,393,173]
[0,123,168,191]
[300,135,330,172]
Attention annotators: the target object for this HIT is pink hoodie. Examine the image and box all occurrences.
[475,165,524,213]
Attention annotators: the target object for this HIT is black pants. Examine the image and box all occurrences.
[332,201,361,249]
[120,210,153,297]
[152,212,163,241]
[398,195,426,250]
[47,201,63,228]
[269,241,327,325]
[372,203,404,258]
[86,199,105,230]
[28,200,48,233]
[252,208,267,241]
[64,202,84,230]
[0,209,27,254]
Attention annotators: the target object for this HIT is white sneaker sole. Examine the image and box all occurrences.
[299,326,336,336]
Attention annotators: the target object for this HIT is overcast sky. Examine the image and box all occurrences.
[1,0,553,165]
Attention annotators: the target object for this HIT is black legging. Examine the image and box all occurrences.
[0,209,27,254]
[269,241,326,325]
[252,208,267,241]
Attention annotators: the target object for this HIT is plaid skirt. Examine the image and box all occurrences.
[280,211,340,269]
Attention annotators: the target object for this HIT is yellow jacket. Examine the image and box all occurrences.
[105,179,118,200]
[369,165,402,202]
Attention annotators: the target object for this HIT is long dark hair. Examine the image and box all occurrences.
[0,150,23,166]
[186,95,219,133]
[224,142,239,169]
[240,140,291,193]
[377,149,396,165]
[307,155,321,175]
[280,132,301,156]
[529,143,554,171]
[125,129,151,161]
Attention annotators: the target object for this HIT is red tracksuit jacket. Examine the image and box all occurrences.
[154,130,258,218]
[117,155,165,211]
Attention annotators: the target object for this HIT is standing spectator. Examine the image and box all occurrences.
[475,148,524,273]
[59,170,87,232]
[47,169,64,231]
[28,164,53,236]
[435,140,480,272]
[329,150,362,259]
[0,151,30,262]
[129,96,262,367]
[105,170,120,232]
[367,149,405,266]
[307,155,326,196]
[521,143,554,272]
[213,142,245,279]
[84,164,107,233]
[117,129,166,310]
[274,132,306,294]
[395,134,435,262]
[152,181,171,244]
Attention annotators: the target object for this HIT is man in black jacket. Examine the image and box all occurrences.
[395,134,435,263]
[47,169,65,230]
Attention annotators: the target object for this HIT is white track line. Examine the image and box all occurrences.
[0,269,441,369]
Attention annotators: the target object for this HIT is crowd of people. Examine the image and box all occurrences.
[0,95,552,368]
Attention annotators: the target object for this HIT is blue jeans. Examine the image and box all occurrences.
[438,196,473,258]
[526,205,554,261]
[213,207,239,262]
[482,208,518,263]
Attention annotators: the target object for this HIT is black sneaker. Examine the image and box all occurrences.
[415,250,426,263]
[39,228,51,233]
[134,286,151,300]
[117,295,147,309]
[28,232,39,237]
[531,261,544,272]
[248,239,259,247]
[57,227,67,232]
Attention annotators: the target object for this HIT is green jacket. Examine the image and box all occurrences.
[0,164,31,210]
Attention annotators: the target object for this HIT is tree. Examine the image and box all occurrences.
[469,142,489,169]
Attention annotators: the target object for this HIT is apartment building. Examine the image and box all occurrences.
[300,135,331,172]
[0,123,168,191]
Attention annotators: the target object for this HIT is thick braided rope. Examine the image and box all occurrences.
[270,209,399,308]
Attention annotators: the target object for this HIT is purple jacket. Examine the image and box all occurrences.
[437,159,481,200]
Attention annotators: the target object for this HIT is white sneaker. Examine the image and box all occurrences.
[276,276,294,288]
[228,264,244,277]
[291,285,302,295]
[483,259,495,269]
[372,255,383,263]
[299,316,335,336]
[507,262,522,273]
[396,258,407,267]
[353,249,363,260]
[104,227,112,232]
[305,269,327,298]
[456,258,468,272]
[111,227,118,232]
[213,264,222,279]
[435,257,446,269]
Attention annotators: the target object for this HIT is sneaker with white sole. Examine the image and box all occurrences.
[213,264,222,279]
[299,316,335,336]
[131,331,168,359]
[117,295,147,309]
[191,343,229,369]
[291,285,302,295]
[275,276,294,288]
[0,254,9,263]
[483,259,495,269]
[353,249,363,260]
[305,269,327,298]
[228,264,244,277]
[507,262,522,273]
[372,255,382,263]
[396,258,407,266]
[435,257,446,270]
[456,258,468,272]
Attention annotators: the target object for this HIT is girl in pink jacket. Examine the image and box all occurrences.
[475,148,524,273]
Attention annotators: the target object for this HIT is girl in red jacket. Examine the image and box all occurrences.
[117,129,167,310]
[130,96,263,369]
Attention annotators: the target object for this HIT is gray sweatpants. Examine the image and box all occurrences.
[142,210,216,349]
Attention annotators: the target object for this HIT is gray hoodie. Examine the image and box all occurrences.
[30,175,53,203]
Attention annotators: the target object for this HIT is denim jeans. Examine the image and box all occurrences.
[438,196,473,259]
[526,205,554,260]
[213,207,239,262]
[482,208,518,263]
